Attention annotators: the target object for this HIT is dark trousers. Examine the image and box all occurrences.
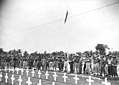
[112,66,118,77]
[108,65,112,75]
[69,62,74,73]
[58,63,62,71]
[46,62,49,70]
[83,63,86,74]
[79,64,82,74]
[37,61,42,70]
[61,62,64,71]
[100,66,106,75]
[14,61,17,69]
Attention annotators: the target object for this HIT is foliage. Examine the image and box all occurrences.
[95,44,109,55]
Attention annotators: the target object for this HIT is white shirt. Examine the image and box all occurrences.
[108,59,112,64]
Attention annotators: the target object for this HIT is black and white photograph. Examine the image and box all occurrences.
[0,0,119,85]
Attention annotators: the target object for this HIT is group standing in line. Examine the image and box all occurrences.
[0,49,119,78]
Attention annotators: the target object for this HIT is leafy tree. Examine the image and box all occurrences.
[95,44,109,55]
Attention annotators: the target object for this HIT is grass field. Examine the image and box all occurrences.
[0,68,119,85]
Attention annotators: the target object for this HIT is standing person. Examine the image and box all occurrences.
[61,58,64,71]
[100,56,107,77]
[41,58,46,71]
[46,58,49,70]
[105,57,108,76]
[67,59,70,73]
[33,59,37,70]
[58,57,62,71]
[107,56,112,77]
[85,59,91,75]
[29,58,33,69]
[81,57,86,74]
[6,55,11,68]
[73,56,80,73]
[24,59,28,69]
[93,56,100,76]
[63,58,67,72]
[63,58,70,72]
[37,54,42,70]
[53,57,58,71]
[69,58,74,73]
[37,60,42,70]
[1,57,5,69]
[13,57,17,69]
[79,58,82,74]
[90,55,94,75]
[111,56,118,77]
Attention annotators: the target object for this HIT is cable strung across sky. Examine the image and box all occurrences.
[1,0,119,52]
[2,0,119,38]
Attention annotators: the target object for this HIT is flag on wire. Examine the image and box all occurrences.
[64,10,68,23]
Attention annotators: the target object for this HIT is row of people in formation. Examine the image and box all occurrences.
[1,54,119,78]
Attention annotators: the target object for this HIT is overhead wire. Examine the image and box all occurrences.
[2,0,119,38]
[69,0,119,18]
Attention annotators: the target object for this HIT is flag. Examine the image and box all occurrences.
[64,10,68,23]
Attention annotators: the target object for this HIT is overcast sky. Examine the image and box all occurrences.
[0,0,119,53]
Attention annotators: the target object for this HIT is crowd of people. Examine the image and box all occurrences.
[0,48,119,78]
